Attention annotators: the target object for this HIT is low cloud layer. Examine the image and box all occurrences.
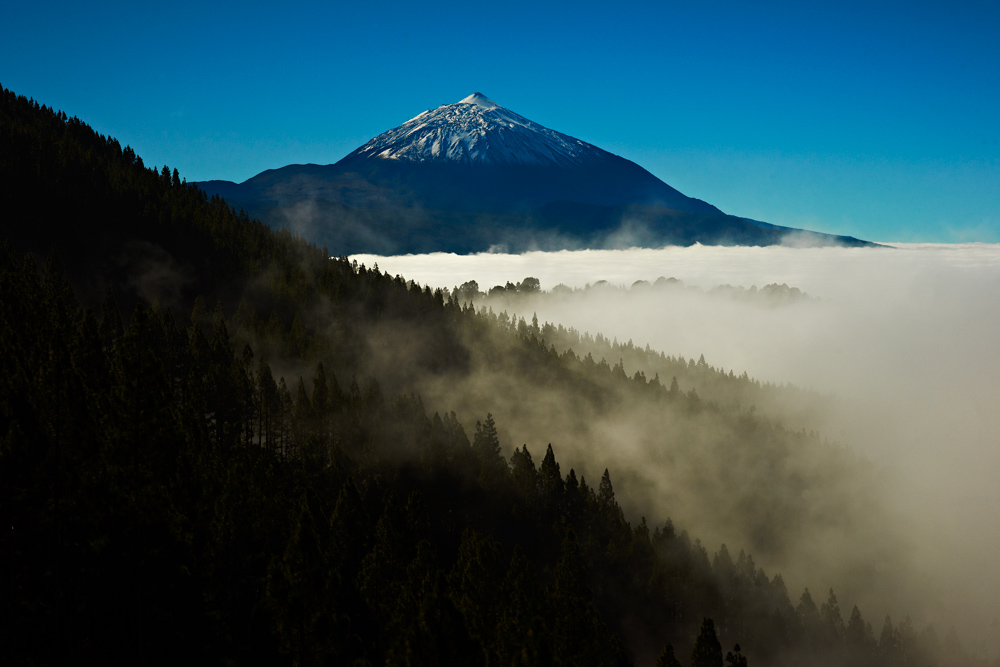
[353,243,1000,657]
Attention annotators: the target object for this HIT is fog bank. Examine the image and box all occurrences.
[353,243,1000,656]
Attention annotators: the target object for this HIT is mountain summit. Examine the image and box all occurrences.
[196,94,874,253]
[329,93,721,215]
[459,92,498,108]
[350,92,611,167]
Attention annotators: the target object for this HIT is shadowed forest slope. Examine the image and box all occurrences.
[0,85,983,666]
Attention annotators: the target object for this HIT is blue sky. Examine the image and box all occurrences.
[4,0,998,242]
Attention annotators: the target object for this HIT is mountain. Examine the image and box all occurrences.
[352,92,632,168]
[197,94,875,254]
[1,84,961,667]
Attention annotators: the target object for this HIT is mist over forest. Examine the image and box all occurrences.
[4,84,1000,666]
[354,244,1000,658]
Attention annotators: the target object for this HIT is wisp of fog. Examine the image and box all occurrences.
[352,243,1000,656]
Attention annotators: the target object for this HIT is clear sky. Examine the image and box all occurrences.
[4,0,998,242]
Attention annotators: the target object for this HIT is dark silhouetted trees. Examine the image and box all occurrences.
[0,84,977,667]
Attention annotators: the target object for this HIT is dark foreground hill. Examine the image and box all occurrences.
[0,85,968,666]
[197,93,875,254]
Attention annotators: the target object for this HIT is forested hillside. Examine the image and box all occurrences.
[0,85,984,666]
[457,279,836,434]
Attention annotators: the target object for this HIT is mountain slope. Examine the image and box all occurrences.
[1,84,962,667]
[198,94,875,254]
[352,92,610,167]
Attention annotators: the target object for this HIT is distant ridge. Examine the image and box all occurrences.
[197,94,876,254]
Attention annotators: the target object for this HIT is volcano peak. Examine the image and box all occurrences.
[458,92,499,109]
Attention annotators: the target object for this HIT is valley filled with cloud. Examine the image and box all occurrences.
[355,243,1000,655]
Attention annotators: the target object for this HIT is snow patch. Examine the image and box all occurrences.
[352,93,610,167]
[459,92,498,109]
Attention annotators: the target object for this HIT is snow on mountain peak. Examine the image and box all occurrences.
[351,94,609,167]
[459,92,498,109]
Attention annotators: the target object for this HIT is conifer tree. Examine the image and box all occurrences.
[724,643,748,667]
[510,444,538,505]
[656,642,682,667]
[539,443,565,527]
[540,443,563,497]
[796,587,822,647]
[691,618,723,667]
[878,615,902,665]
[821,588,846,644]
[473,413,507,490]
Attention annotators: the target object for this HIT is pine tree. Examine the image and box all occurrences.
[539,443,564,527]
[597,468,616,509]
[473,413,507,491]
[796,587,822,648]
[725,643,748,667]
[691,618,723,667]
[655,642,682,667]
[878,615,902,666]
[820,588,846,644]
[473,413,501,462]
[846,605,874,649]
[510,444,538,505]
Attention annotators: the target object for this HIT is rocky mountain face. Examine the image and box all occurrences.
[197,94,873,254]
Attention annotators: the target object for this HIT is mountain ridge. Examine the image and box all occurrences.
[349,91,631,168]
[197,93,876,253]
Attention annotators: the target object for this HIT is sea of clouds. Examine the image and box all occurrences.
[352,243,1000,655]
